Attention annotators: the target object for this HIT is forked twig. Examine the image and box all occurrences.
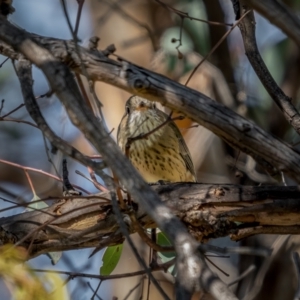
[185,10,251,86]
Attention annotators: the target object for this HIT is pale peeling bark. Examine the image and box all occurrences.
[1,183,300,259]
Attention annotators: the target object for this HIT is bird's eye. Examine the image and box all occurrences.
[126,105,130,114]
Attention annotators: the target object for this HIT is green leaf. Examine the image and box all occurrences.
[46,251,63,265]
[100,244,123,276]
[157,232,176,274]
[26,194,48,211]
[157,232,175,259]
[157,232,172,246]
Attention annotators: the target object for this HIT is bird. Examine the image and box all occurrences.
[117,96,196,183]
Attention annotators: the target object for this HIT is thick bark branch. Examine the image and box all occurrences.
[1,183,300,259]
[246,0,300,48]
[235,3,300,135]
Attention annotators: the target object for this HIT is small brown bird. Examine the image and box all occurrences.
[117,96,196,183]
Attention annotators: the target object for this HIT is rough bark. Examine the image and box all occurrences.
[1,183,300,259]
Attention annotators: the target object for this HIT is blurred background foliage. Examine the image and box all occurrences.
[0,0,300,299]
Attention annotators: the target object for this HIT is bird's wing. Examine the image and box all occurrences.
[169,121,196,179]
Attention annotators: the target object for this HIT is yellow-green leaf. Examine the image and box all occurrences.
[100,244,123,276]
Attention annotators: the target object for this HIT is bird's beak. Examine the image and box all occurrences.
[135,101,150,111]
[135,106,149,112]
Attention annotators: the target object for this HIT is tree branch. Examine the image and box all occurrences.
[246,0,300,48]
[235,2,300,136]
[1,183,300,259]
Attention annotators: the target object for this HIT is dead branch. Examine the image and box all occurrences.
[1,183,300,259]
[235,2,300,135]
[245,0,300,48]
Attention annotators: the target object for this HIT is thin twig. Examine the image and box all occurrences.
[293,252,300,300]
[147,247,152,300]
[204,256,229,277]
[0,194,109,214]
[61,0,108,131]
[112,170,126,209]
[61,0,93,112]
[0,103,24,118]
[174,17,184,59]
[102,0,156,51]
[0,158,90,194]
[87,282,103,300]
[75,73,93,110]
[91,280,103,300]
[74,0,85,37]
[0,117,39,128]
[75,169,108,192]
[125,114,184,157]
[0,56,9,67]
[185,10,251,86]
[32,258,177,280]
[23,169,37,196]
[0,91,51,119]
[0,196,54,217]
[88,168,109,192]
[123,278,144,300]
[0,98,4,115]
[200,244,271,257]
[228,264,256,287]
[89,81,109,133]
[129,210,174,252]
[26,230,38,259]
[153,0,233,26]
[42,133,60,178]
